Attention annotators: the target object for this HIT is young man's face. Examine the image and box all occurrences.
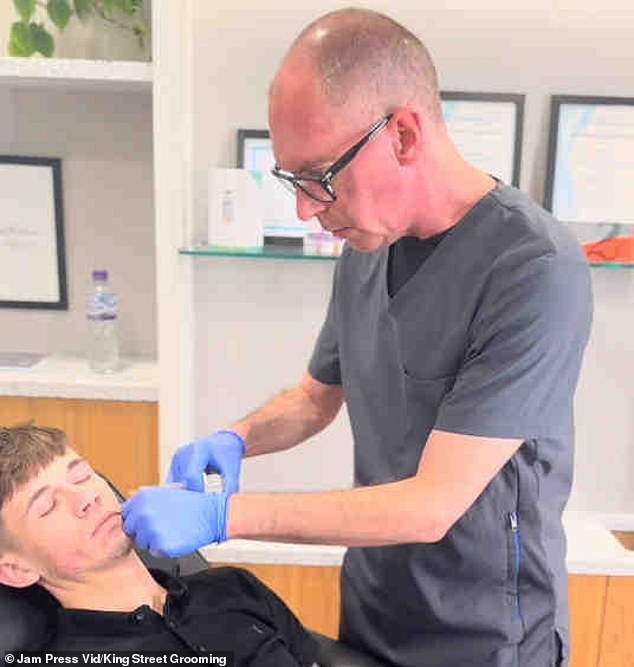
[0,448,133,586]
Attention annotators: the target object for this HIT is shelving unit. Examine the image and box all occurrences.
[179,245,339,261]
[0,56,152,92]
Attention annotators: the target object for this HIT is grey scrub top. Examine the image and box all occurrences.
[308,183,593,667]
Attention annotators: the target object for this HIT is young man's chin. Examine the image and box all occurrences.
[105,530,136,561]
[41,536,136,586]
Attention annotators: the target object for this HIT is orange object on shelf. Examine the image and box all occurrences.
[583,233,634,265]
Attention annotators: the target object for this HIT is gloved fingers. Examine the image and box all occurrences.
[215,492,229,543]
[167,433,246,495]
[121,489,164,553]
[212,432,245,496]
[220,457,243,496]
[167,443,208,492]
[121,497,140,536]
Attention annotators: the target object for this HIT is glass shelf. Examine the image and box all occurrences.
[179,246,633,267]
[179,245,340,261]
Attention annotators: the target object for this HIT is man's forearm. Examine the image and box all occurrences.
[230,381,341,457]
[226,477,447,546]
[225,430,522,547]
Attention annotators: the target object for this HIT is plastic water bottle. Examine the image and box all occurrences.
[86,269,120,373]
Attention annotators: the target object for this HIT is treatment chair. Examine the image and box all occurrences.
[0,476,387,667]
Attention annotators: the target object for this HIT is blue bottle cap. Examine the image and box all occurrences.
[92,270,108,281]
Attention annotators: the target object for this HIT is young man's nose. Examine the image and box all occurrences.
[296,190,328,221]
[64,485,101,517]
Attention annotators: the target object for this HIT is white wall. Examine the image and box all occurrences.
[0,88,156,359]
[189,0,633,512]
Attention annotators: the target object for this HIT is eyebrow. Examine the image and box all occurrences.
[24,457,86,515]
[295,157,332,175]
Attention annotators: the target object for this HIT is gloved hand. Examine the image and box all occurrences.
[121,487,229,557]
[167,430,246,496]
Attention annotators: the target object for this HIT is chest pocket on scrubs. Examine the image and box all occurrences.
[399,369,456,477]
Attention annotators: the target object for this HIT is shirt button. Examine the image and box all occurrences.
[132,611,145,623]
[197,646,207,653]
[167,619,177,630]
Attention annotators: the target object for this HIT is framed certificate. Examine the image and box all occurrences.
[0,156,68,309]
[544,95,634,265]
[441,92,525,186]
[237,129,274,172]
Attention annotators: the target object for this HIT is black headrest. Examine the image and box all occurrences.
[0,582,59,655]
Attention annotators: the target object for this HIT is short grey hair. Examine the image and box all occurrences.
[290,8,442,123]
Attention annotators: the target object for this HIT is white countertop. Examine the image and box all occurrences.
[0,353,158,402]
[202,511,634,576]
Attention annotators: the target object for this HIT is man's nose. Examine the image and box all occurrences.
[64,485,101,517]
[296,190,328,221]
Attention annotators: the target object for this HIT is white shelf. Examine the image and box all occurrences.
[0,57,152,93]
[0,354,158,402]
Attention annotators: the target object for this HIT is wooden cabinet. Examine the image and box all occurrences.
[0,396,158,495]
[569,575,608,666]
[598,577,634,667]
[569,574,634,667]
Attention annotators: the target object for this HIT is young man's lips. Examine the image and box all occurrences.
[92,512,121,536]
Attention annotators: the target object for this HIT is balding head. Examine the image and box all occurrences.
[271,8,442,127]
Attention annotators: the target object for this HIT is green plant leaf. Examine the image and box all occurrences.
[47,0,72,30]
[73,0,92,20]
[119,0,138,15]
[13,0,36,22]
[103,0,139,16]
[101,0,116,19]
[8,21,35,56]
[32,23,55,57]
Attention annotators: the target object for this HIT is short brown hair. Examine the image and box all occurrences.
[0,423,67,511]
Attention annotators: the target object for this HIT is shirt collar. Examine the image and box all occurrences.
[53,568,191,636]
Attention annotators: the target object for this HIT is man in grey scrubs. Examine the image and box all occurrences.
[122,9,593,666]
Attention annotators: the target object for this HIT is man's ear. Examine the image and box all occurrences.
[391,108,423,166]
[0,555,40,588]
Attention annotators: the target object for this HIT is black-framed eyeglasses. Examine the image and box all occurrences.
[271,113,394,204]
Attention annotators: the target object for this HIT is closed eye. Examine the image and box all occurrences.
[39,499,57,517]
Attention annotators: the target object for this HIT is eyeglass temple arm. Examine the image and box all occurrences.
[324,114,393,180]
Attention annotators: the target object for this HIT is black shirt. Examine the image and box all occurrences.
[45,567,318,667]
[387,231,450,298]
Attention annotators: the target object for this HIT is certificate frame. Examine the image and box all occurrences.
[544,95,634,221]
[440,91,525,187]
[0,155,68,309]
[237,129,272,170]
[544,95,634,266]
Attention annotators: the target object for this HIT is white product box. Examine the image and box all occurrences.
[208,168,264,248]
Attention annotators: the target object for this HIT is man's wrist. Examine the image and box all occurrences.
[229,422,251,449]
[215,429,246,456]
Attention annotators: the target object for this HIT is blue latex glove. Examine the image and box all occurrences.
[167,430,245,496]
[121,487,229,557]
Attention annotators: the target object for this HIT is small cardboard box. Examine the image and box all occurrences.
[208,168,264,248]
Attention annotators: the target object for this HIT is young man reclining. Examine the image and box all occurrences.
[0,424,319,666]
